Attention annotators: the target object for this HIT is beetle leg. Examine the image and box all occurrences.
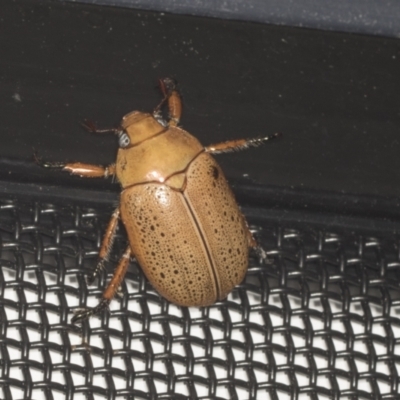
[165,81,182,127]
[205,132,282,154]
[34,152,116,178]
[153,82,168,116]
[71,246,132,324]
[63,162,116,178]
[87,208,120,285]
[33,151,66,169]
[102,246,131,300]
[153,77,182,127]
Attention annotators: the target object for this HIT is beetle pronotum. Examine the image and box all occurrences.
[36,79,281,324]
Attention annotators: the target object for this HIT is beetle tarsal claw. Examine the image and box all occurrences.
[71,300,110,324]
[33,151,65,169]
[71,308,92,324]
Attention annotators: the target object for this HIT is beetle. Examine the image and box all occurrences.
[36,78,281,324]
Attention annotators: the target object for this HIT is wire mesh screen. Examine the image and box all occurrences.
[1,197,400,400]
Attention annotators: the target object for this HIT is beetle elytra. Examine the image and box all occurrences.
[36,78,281,324]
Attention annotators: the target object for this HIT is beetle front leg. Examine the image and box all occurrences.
[87,208,120,285]
[63,162,116,178]
[153,77,182,127]
[205,132,282,154]
[72,246,132,324]
[34,153,116,178]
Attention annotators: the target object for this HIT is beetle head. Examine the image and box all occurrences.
[119,111,166,148]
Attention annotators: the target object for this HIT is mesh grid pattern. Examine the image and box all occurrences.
[1,198,400,400]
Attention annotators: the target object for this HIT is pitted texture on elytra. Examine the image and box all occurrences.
[185,153,249,300]
[1,198,400,400]
[120,184,217,306]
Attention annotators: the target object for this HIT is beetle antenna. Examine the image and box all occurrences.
[81,120,120,134]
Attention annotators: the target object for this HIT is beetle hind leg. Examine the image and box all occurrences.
[72,299,110,324]
[87,208,120,285]
[72,246,132,324]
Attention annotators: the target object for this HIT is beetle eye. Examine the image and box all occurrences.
[118,133,130,148]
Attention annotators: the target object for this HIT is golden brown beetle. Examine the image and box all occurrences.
[36,79,281,324]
